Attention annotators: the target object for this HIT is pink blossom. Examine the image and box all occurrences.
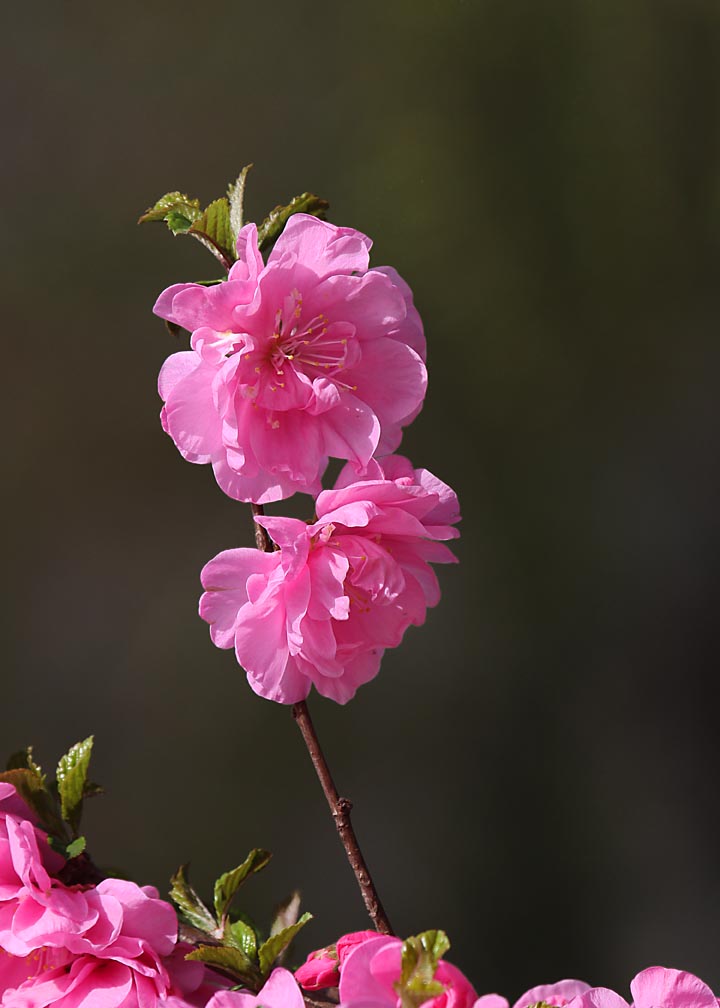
[295,944,340,990]
[155,215,427,503]
[566,967,718,1008]
[199,456,460,703]
[338,934,477,1008]
[475,980,591,1008]
[206,967,305,1008]
[296,929,379,990]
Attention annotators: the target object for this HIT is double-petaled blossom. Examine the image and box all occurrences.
[338,933,478,1008]
[562,968,718,1008]
[0,783,224,1007]
[199,456,460,703]
[474,969,720,1008]
[156,215,427,504]
[474,980,591,1008]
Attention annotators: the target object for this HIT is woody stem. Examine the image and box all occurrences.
[249,503,393,935]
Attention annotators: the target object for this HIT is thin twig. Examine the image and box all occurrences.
[248,503,393,935]
[292,700,393,935]
[251,502,273,552]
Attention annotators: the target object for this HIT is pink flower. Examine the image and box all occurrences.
[295,944,340,990]
[296,930,378,990]
[206,967,305,1008]
[338,934,477,1008]
[566,967,718,1008]
[1,783,204,1005]
[199,456,460,703]
[475,980,591,1008]
[155,215,427,503]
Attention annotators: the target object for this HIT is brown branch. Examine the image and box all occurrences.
[251,502,273,552]
[248,503,393,936]
[292,699,393,935]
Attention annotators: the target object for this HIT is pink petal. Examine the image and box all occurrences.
[631,968,718,1008]
[162,359,223,464]
[200,550,279,650]
[248,409,324,485]
[339,936,399,1007]
[312,647,384,704]
[230,223,264,282]
[568,990,629,1008]
[158,352,199,402]
[345,338,427,453]
[160,281,255,333]
[313,271,407,340]
[374,265,426,360]
[234,595,292,702]
[212,455,308,505]
[256,967,307,1008]
[319,393,380,470]
[268,215,372,279]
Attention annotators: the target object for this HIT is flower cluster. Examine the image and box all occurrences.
[0,783,225,1006]
[155,212,460,705]
[294,930,720,1008]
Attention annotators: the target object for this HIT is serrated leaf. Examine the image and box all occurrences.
[186,945,261,988]
[188,198,235,269]
[257,193,330,252]
[65,836,87,858]
[170,864,217,934]
[270,890,301,938]
[258,912,312,977]
[56,736,94,836]
[395,930,451,1008]
[138,191,201,226]
[0,768,66,839]
[213,848,272,923]
[224,918,258,962]
[6,747,44,779]
[228,165,253,246]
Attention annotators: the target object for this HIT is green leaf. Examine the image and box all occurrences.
[188,198,235,269]
[0,768,66,839]
[6,746,44,778]
[65,836,87,858]
[213,848,272,923]
[224,917,258,963]
[138,192,201,226]
[270,890,301,938]
[258,911,312,977]
[56,736,94,836]
[186,944,261,989]
[256,193,330,252]
[165,211,195,235]
[395,931,451,1008]
[227,165,253,246]
[169,864,217,934]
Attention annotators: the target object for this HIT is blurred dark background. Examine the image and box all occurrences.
[3,0,720,995]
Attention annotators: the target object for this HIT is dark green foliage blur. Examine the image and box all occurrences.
[3,0,719,993]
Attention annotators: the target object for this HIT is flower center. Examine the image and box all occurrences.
[269,289,350,379]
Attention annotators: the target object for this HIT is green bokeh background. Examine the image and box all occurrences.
[3,0,720,993]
